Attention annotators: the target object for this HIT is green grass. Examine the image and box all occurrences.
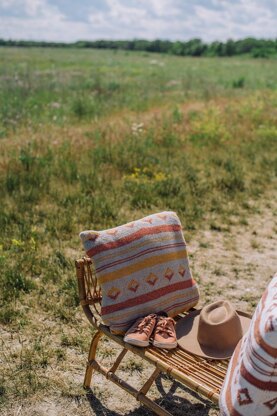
[1,47,277,133]
[0,47,277,408]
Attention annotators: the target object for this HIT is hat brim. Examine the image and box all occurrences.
[176,309,251,360]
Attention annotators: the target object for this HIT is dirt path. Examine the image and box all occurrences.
[2,189,277,416]
[190,189,277,312]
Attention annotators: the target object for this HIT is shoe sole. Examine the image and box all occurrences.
[124,337,149,347]
[152,341,177,349]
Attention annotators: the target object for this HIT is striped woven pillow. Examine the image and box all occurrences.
[80,211,200,334]
[219,273,277,416]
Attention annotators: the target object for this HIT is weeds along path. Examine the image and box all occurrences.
[1,187,276,416]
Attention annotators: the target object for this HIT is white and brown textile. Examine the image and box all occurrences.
[80,211,199,334]
[219,273,277,415]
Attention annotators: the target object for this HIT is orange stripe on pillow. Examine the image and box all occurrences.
[104,289,197,322]
[254,300,277,358]
[98,248,187,284]
[240,361,277,391]
[95,233,183,264]
[87,224,181,257]
[96,242,186,273]
[101,279,196,315]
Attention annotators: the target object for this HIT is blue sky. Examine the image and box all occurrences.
[0,0,277,42]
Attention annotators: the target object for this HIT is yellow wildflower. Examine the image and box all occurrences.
[12,239,24,247]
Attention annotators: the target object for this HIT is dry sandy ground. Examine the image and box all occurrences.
[2,189,277,416]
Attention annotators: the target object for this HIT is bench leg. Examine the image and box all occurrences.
[91,359,172,416]
[84,330,103,388]
[83,332,173,415]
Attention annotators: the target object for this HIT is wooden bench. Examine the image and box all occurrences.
[75,257,236,415]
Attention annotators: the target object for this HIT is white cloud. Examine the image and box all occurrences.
[1,0,14,7]
[148,0,182,18]
[23,0,42,17]
[193,0,277,40]
[0,0,276,41]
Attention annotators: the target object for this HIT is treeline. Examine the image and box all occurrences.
[1,37,277,58]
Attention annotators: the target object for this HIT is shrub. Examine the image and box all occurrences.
[232,77,245,88]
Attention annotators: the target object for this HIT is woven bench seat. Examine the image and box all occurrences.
[104,323,228,402]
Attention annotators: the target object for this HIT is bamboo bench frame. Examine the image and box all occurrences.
[75,257,230,415]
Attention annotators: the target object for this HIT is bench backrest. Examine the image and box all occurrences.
[75,257,102,327]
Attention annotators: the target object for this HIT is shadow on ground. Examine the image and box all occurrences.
[86,374,217,415]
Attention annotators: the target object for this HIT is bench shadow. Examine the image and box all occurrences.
[85,373,216,415]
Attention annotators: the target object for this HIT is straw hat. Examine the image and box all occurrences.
[176,300,251,360]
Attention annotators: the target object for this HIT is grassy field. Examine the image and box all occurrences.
[1,47,277,134]
[0,47,277,415]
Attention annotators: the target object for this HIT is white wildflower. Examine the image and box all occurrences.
[131,122,144,136]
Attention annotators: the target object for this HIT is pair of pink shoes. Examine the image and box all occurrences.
[123,313,177,349]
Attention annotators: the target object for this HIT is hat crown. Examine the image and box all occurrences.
[197,300,243,352]
[176,300,251,359]
[209,305,228,323]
